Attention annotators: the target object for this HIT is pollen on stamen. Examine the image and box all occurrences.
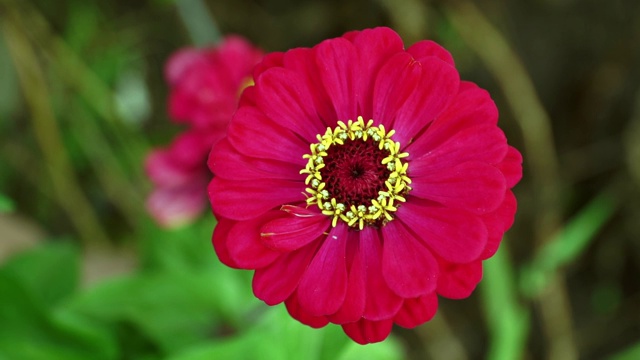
[300,116,412,229]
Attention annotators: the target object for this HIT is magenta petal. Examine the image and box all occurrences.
[408,125,508,170]
[260,210,330,251]
[208,177,303,221]
[496,146,523,188]
[359,228,403,320]
[226,212,283,269]
[314,37,359,121]
[283,48,334,126]
[393,292,438,328]
[381,221,438,298]
[285,291,330,328]
[342,318,394,345]
[328,231,366,324]
[406,40,455,66]
[372,53,423,129]
[406,81,499,156]
[252,241,320,305]
[480,190,517,259]
[391,57,460,145]
[227,105,308,165]
[410,161,507,214]
[437,260,483,299]
[351,27,404,119]
[209,138,301,181]
[297,225,349,316]
[397,202,487,263]
[255,67,325,141]
[212,217,240,269]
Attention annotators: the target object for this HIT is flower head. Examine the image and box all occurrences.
[146,36,262,227]
[208,27,522,344]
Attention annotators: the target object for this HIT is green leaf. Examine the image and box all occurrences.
[481,245,530,360]
[1,241,80,307]
[0,192,15,213]
[0,271,115,360]
[168,306,405,360]
[66,267,260,355]
[520,189,618,297]
[608,341,640,360]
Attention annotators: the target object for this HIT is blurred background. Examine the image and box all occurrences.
[1,0,639,359]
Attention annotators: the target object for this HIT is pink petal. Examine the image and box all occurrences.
[226,211,283,269]
[327,231,366,324]
[314,37,359,121]
[214,35,264,85]
[209,138,301,181]
[252,241,320,305]
[285,291,330,328]
[260,209,330,251]
[372,53,423,129]
[255,67,325,141]
[390,57,460,145]
[406,40,455,66]
[165,48,209,85]
[297,224,349,316]
[342,318,394,345]
[212,217,240,268]
[253,51,284,80]
[393,292,438,328]
[410,161,507,214]
[351,27,404,120]
[208,177,303,221]
[359,228,403,320]
[146,185,207,228]
[480,190,517,259]
[397,201,488,263]
[496,146,523,188]
[283,48,334,126]
[406,81,499,156]
[381,221,439,298]
[227,105,308,165]
[436,260,483,299]
[407,125,508,170]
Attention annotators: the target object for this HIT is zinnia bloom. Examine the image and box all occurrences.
[146,36,263,227]
[208,27,522,344]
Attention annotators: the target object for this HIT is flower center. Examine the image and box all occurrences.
[301,116,411,229]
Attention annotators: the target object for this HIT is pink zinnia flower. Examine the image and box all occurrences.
[146,36,263,227]
[208,27,522,344]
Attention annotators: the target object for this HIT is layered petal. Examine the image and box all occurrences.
[328,231,366,324]
[314,37,359,122]
[342,318,394,345]
[253,240,321,305]
[209,138,301,181]
[260,209,330,251]
[360,228,403,320]
[255,67,326,141]
[208,177,303,220]
[227,105,308,165]
[393,292,438,328]
[297,224,349,316]
[285,291,330,328]
[398,201,487,263]
[410,161,507,214]
[436,260,483,299]
[212,217,240,268]
[381,221,439,298]
[225,211,283,268]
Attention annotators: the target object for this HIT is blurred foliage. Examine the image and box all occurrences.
[1,0,639,359]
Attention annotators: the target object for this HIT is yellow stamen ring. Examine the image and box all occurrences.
[300,116,411,230]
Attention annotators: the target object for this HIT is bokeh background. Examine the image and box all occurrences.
[1,0,639,359]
